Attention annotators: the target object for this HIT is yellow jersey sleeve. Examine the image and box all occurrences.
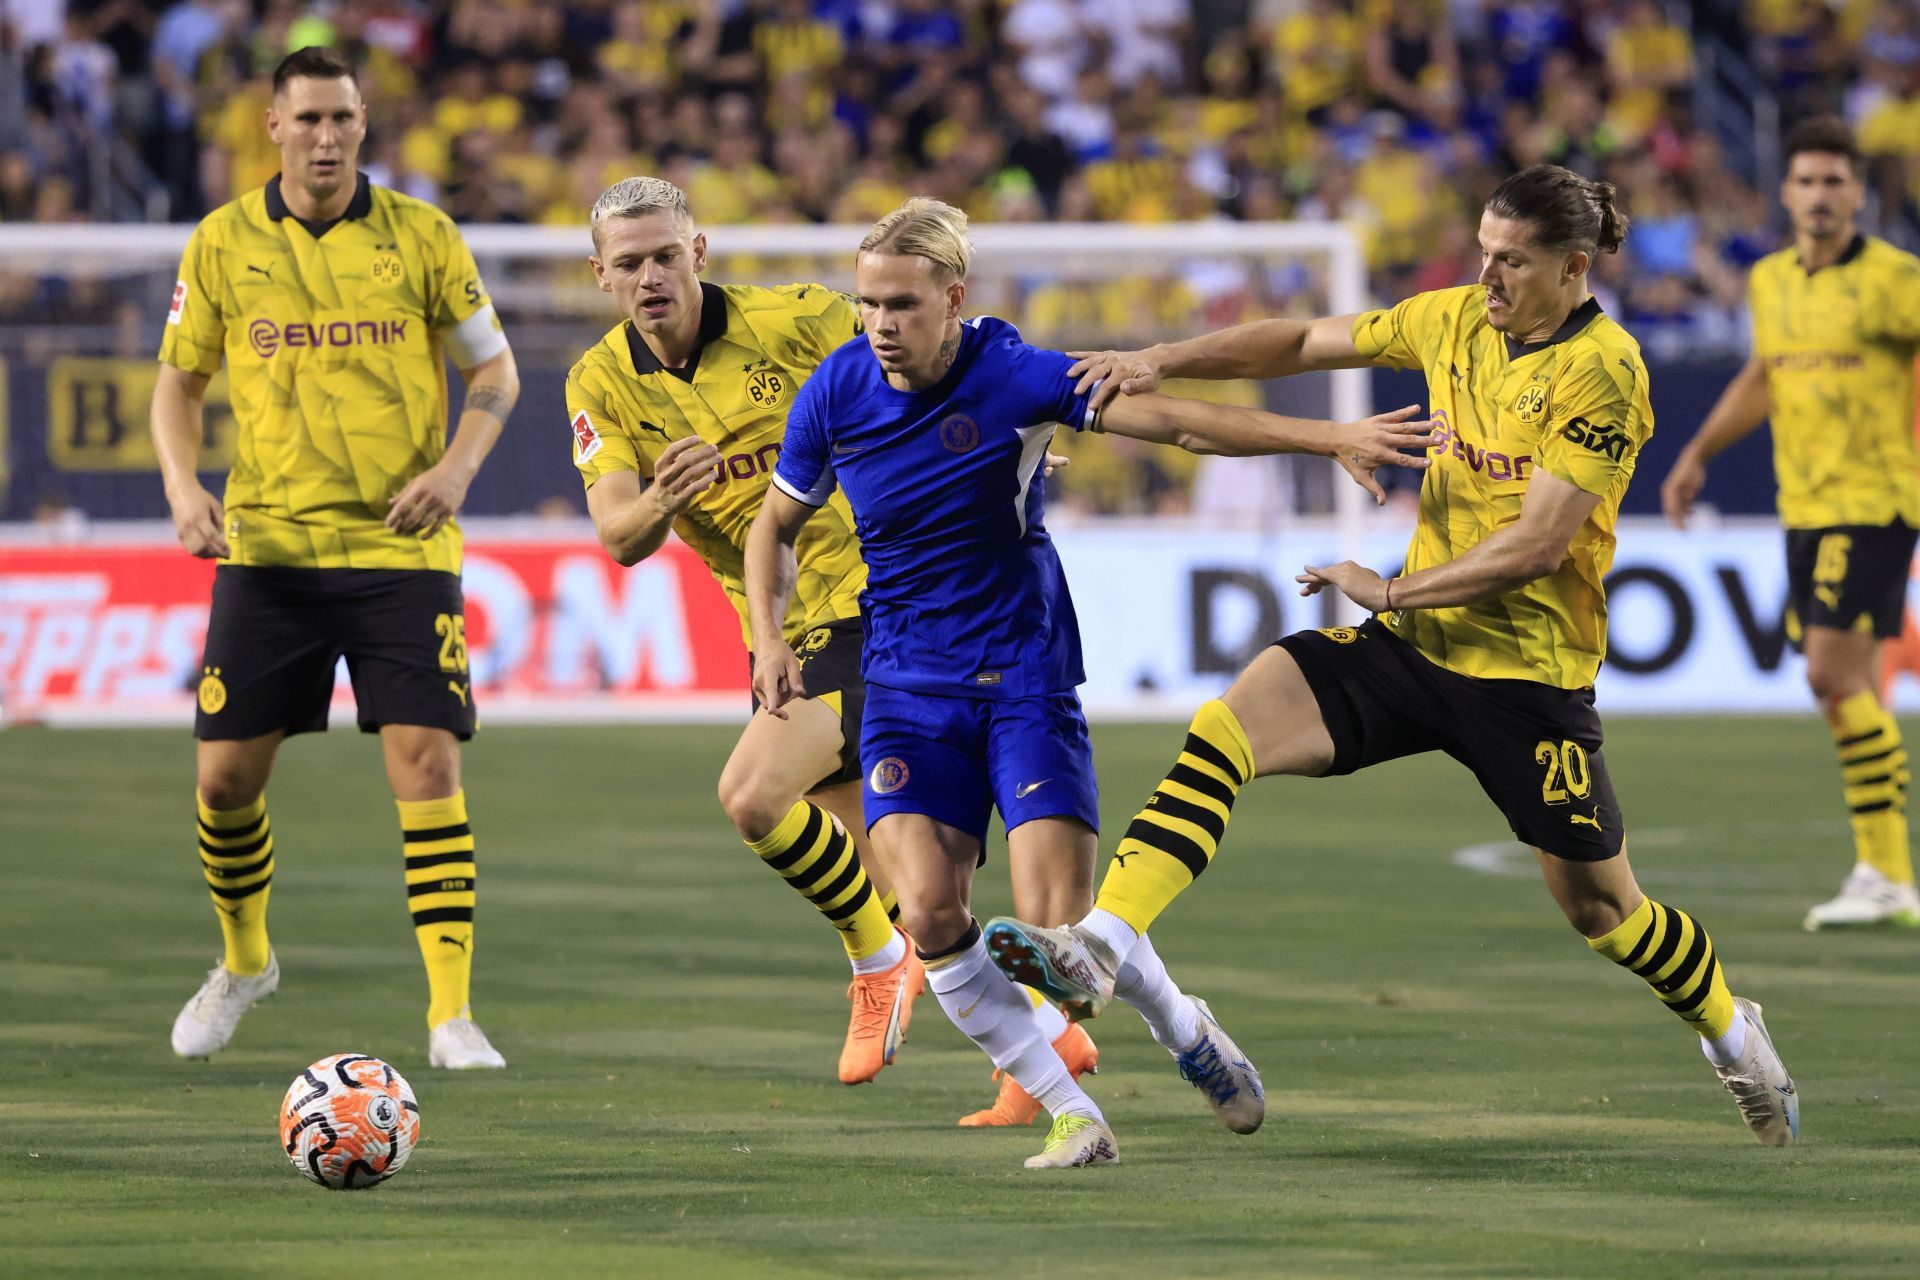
[1536,349,1648,496]
[424,211,490,330]
[566,362,642,487]
[802,291,863,362]
[1350,286,1465,370]
[1860,250,1920,348]
[159,225,227,375]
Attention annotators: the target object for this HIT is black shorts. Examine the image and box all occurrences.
[1784,521,1917,649]
[748,616,866,790]
[1276,620,1623,861]
[194,566,476,742]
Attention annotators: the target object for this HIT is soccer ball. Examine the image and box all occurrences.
[279,1053,420,1189]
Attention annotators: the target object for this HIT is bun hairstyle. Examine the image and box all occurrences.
[1486,164,1629,256]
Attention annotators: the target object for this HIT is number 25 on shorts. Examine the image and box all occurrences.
[434,612,469,674]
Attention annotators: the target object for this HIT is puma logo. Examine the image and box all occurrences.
[1112,851,1136,867]
[246,263,274,279]
[215,902,241,918]
[438,934,469,952]
[1570,810,1603,830]
[448,680,469,706]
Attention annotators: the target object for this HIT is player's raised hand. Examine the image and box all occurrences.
[1297,560,1389,612]
[1331,405,1438,506]
[166,482,230,558]
[752,640,807,719]
[386,459,472,537]
[650,435,722,515]
[1066,348,1162,411]
[1660,455,1706,528]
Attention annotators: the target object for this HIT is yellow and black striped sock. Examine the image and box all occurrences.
[1589,898,1736,1040]
[748,802,896,962]
[398,792,477,1029]
[1833,690,1914,884]
[878,888,901,925]
[1094,699,1256,934]
[197,792,274,976]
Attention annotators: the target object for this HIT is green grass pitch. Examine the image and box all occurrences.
[3,718,1918,1278]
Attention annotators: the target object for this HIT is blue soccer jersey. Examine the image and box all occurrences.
[772,316,1096,699]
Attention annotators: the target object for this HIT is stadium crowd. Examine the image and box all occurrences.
[2,0,1916,517]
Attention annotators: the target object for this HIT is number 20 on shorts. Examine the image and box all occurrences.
[1535,739,1591,806]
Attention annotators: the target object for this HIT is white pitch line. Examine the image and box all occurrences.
[1450,820,1848,881]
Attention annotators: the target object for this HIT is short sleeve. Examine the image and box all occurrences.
[1859,252,1920,349]
[1536,350,1651,496]
[1004,335,1096,430]
[427,214,508,366]
[771,377,837,507]
[158,225,226,375]
[566,367,641,491]
[1350,287,1455,372]
[426,214,489,329]
[800,290,863,364]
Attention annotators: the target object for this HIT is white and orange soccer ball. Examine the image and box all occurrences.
[279,1054,420,1189]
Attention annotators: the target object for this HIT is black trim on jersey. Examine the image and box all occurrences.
[1795,233,1867,276]
[264,172,373,238]
[626,282,730,383]
[1504,295,1604,361]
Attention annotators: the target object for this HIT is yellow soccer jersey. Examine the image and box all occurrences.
[568,281,867,647]
[1352,285,1654,688]
[159,174,502,571]
[1749,235,1920,529]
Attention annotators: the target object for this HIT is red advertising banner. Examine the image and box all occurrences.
[0,532,752,726]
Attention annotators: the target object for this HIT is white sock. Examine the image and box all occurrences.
[850,928,906,976]
[1079,907,1139,964]
[1113,934,1200,1052]
[1699,1009,1749,1068]
[923,929,1101,1120]
[1026,987,1070,1042]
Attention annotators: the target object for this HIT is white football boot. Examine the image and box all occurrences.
[429,1013,506,1069]
[171,952,280,1058]
[1173,997,1265,1134]
[1023,1113,1119,1169]
[1803,863,1920,931]
[1709,997,1799,1147]
[983,918,1120,1021]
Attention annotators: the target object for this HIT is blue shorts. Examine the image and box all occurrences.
[860,684,1100,849]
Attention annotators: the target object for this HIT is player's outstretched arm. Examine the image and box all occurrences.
[585,435,722,566]
[1097,393,1436,505]
[1299,470,1603,613]
[1068,313,1373,411]
[151,363,228,559]
[387,346,522,537]
[744,487,817,719]
[1659,355,1769,528]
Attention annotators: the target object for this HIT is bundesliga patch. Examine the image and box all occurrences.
[571,409,602,465]
[168,279,187,326]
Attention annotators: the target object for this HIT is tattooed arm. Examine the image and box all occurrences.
[387,344,521,536]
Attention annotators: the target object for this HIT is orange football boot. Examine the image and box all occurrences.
[957,1021,1099,1126]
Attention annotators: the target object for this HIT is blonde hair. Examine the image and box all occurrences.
[858,197,973,281]
[590,177,691,241]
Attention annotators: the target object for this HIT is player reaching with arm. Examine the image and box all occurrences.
[1661,117,1920,931]
[568,178,931,1088]
[988,165,1801,1147]
[156,48,519,1069]
[745,198,1435,1169]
